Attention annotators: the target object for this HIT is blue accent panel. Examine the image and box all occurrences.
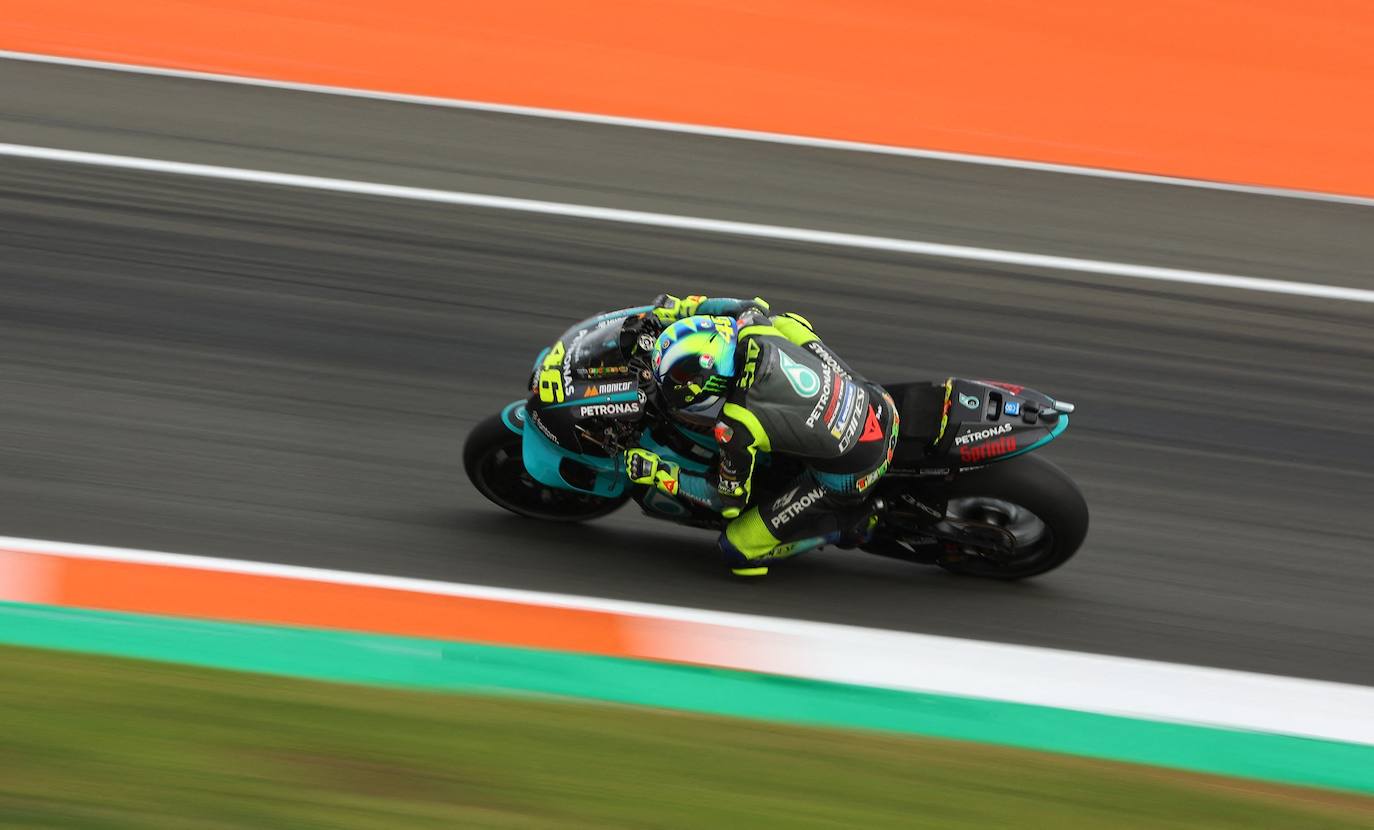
[697,298,751,317]
[719,337,738,378]
[674,424,719,452]
[531,348,550,377]
[717,532,749,567]
[718,532,830,567]
[675,472,723,510]
[499,400,527,435]
[520,416,627,498]
[639,433,710,474]
[547,391,640,409]
[812,469,859,494]
[1000,414,1070,461]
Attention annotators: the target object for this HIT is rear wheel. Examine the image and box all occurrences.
[936,454,1089,579]
[463,412,630,522]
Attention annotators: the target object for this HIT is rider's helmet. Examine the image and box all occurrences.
[651,315,738,412]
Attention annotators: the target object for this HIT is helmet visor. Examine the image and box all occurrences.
[666,360,702,385]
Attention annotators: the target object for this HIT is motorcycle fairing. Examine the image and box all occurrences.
[885,379,1071,473]
[511,392,715,503]
[524,414,629,498]
[937,379,1069,469]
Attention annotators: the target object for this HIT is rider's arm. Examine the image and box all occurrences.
[651,294,769,324]
[714,402,771,518]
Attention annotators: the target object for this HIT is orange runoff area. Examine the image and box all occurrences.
[4,1,1373,195]
[0,546,767,669]
[0,549,642,657]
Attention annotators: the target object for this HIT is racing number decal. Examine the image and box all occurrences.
[538,342,566,403]
[713,317,734,342]
[738,340,761,389]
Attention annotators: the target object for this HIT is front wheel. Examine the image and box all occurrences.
[936,454,1089,579]
[463,412,630,522]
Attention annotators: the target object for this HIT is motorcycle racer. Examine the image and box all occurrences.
[626,294,899,576]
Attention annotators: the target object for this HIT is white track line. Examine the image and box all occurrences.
[2,534,1373,745]
[4,142,1372,305]
[4,49,1372,208]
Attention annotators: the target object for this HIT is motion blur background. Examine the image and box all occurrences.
[2,2,1373,827]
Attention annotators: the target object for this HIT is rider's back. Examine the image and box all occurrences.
[730,325,876,463]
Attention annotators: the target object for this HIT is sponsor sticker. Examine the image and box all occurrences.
[804,341,851,381]
[769,487,826,529]
[959,392,980,410]
[771,486,801,511]
[804,365,835,428]
[955,422,1013,446]
[584,380,635,396]
[831,382,855,431]
[983,381,1025,395]
[577,401,641,418]
[528,410,560,445]
[856,467,883,492]
[714,422,734,444]
[959,435,1017,462]
[778,351,821,398]
[837,388,867,452]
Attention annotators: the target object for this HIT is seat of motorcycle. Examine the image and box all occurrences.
[880,382,949,459]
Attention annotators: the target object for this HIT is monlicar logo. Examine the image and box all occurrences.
[770,487,825,528]
[585,380,634,396]
[778,351,820,398]
[954,422,1012,446]
[959,435,1017,462]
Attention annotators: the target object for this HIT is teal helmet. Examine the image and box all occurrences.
[651,315,738,410]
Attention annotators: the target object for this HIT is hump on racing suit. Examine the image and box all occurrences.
[635,294,899,573]
[714,308,898,513]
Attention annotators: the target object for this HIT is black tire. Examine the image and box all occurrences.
[463,412,631,522]
[937,454,1089,579]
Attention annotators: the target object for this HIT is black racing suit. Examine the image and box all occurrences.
[711,309,898,568]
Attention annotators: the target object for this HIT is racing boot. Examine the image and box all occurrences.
[832,498,882,549]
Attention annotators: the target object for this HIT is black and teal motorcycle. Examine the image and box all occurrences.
[464,308,1089,579]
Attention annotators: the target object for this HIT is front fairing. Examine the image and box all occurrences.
[526,308,652,455]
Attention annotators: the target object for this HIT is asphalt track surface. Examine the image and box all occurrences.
[3,60,1373,685]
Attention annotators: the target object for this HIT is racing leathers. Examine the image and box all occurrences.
[633,295,899,575]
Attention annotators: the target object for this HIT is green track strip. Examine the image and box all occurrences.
[3,600,1371,795]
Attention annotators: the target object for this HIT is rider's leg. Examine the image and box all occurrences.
[718,389,899,575]
[718,472,868,576]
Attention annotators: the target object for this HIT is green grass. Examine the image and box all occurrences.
[1,645,1370,829]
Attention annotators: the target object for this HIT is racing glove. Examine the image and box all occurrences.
[626,448,681,497]
[651,294,771,325]
[651,294,708,325]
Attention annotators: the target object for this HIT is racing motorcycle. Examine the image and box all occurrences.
[463,307,1089,579]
